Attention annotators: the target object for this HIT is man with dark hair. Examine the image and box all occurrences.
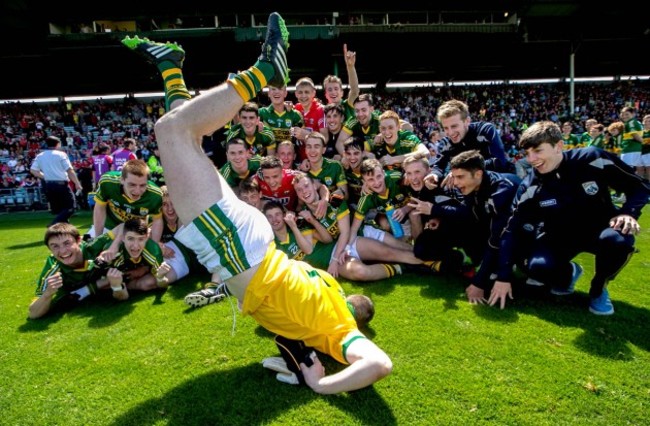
[30,223,115,319]
[489,121,650,315]
[30,136,83,226]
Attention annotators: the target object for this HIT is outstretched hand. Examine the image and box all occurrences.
[343,44,356,67]
[488,281,513,309]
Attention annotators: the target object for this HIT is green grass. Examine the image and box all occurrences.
[1,209,649,425]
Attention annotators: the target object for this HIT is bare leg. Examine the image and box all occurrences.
[338,258,392,281]
[155,84,243,224]
[356,236,422,264]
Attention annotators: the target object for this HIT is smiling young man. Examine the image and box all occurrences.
[373,110,429,171]
[89,159,163,243]
[489,121,650,315]
[429,99,514,189]
[30,223,116,319]
[218,138,262,188]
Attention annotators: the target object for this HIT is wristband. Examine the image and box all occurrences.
[111,283,125,292]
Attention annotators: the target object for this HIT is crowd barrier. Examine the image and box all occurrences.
[0,187,48,211]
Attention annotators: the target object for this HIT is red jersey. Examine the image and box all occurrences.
[255,168,299,211]
[295,101,325,162]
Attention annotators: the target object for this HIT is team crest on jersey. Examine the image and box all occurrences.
[285,119,292,127]
[582,181,599,195]
[539,199,557,207]
[139,208,149,215]
[324,177,333,186]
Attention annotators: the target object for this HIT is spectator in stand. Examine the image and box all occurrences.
[619,106,644,177]
[587,124,606,149]
[92,144,113,189]
[560,121,580,149]
[30,136,83,225]
[642,114,650,181]
[112,138,138,171]
[147,145,165,186]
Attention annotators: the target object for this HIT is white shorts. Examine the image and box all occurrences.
[362,225,386,242]
[175,198,273,282]
[86,225,110,239]
[330,238,362,263]
[620,152,642,167]
[641,152,650,167]
[164,240,190,280]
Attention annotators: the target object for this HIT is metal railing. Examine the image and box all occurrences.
[0,187,48,211]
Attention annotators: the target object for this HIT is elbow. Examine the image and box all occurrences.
[370,355,393,381]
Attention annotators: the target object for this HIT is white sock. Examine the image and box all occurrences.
[71,285,90,300]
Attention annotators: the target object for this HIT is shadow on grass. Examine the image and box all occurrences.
[473,285,650,359]
[110,365,396,426]
[6,240,43,250]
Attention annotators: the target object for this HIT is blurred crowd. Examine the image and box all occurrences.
[2,79,648,193]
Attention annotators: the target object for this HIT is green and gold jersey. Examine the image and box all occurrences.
[355,170,407,220]
[309,158,347,193]
[579,131,592,146]
[259,105,304,143]
[642,128,650,154]
[226,123,276,156]
[344,167,364,207]
[274,228,314,262]
[112,238,163,276]
[621,117,643,153]
[562,133,580,149]
[94,171,163,230]
[373,130,423,169]
[342,114,381,145]
[219,156,262,188]
[304,241,335,270]
[35,233,114,302]
[588,134,606,149]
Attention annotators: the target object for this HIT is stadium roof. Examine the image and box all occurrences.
[1,1,647,100]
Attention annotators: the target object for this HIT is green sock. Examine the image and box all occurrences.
[160,65,191,110]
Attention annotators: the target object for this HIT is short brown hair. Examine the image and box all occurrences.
[44,222,80,246]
